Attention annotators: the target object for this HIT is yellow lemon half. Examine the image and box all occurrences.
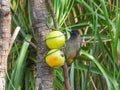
[46,31,65,49]
[46,49,65,68]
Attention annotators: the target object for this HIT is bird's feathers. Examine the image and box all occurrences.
[64,30,81,65]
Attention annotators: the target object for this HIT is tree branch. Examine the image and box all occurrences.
[47,0,59,30]
[24,39,37,50]
[46,0,71,90]
[8,26,20,55]
[62,63,71,90]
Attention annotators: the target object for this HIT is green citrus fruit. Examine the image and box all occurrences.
[46,31,65,49]
[46,49,65,68]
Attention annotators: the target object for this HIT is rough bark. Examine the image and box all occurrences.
[30,0,53,90]
[0,0,11,90]
[62,63,71,90]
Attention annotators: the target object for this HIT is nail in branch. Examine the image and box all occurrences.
[46,0,71,90]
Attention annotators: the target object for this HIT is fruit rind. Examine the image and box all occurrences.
[46,31,65,49]
[46,49,65,68]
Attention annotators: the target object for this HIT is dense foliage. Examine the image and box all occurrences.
[7,0,120,90]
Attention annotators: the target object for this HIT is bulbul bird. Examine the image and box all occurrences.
[64,30,81,65]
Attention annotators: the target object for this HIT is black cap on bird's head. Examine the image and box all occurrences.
[70,29,80,37]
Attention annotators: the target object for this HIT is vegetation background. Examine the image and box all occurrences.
[6,0,120,90]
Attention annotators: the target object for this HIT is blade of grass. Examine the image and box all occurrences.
[70,63,75,90]
[81,50,119,90]
[7,34,32,90]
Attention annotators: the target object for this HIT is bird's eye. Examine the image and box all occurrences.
[61,54,64,57]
